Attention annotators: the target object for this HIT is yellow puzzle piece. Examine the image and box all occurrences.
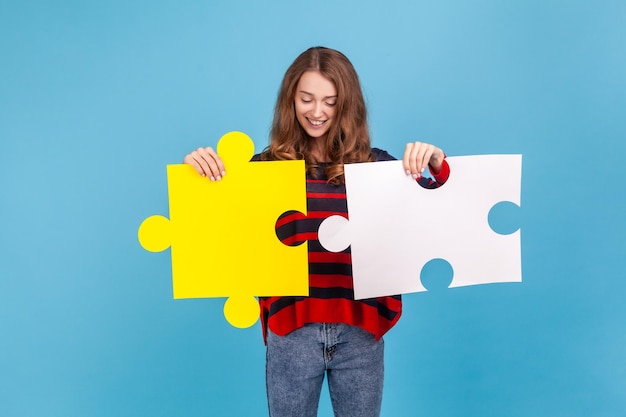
[138,131,309,328]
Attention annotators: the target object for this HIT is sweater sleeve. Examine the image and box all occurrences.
[416,158,449,189]
[430,158,450,183]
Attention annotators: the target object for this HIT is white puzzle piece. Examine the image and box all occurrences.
[317,155,522,299]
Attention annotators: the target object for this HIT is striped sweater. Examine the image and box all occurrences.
[258,148,450,343]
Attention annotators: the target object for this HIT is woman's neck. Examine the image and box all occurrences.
[309,136,329,162]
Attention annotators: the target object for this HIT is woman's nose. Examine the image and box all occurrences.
[312,102,323,117]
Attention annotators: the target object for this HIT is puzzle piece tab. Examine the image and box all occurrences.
[318,155,522,299]
[138,131,309,328]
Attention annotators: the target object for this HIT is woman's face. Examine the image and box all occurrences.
[294,71,337,139]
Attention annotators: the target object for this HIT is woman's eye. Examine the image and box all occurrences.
[326,102,336,107]
[301,98,312,103]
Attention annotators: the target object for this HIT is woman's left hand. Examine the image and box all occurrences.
[403,141,445,179]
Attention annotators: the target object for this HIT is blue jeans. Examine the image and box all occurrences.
[266,323,384,417]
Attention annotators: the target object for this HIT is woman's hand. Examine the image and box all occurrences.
[402,142,445,179]
[183,147,226,181]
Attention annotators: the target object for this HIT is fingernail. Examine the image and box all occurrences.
[216,176,222,181]
[406,170,411,176]
[221,170,226,176]
[412,173,419,179]
[210,176,215,181]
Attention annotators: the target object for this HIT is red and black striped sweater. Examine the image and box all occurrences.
[258,148,450,343]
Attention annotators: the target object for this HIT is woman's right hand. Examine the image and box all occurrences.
[183,147,226,181]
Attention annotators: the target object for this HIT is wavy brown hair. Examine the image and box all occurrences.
[261,46,372,184]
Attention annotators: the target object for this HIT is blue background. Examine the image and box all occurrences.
[1,0,625,416]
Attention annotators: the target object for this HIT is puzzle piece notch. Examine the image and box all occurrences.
[488,200,522,235]
[138,131,309,328]
[420,258,454,291]
[318,155,522,299]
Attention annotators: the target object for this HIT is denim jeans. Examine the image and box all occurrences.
[266,323,384,417]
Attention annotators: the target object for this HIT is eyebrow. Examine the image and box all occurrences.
[299,90,338,100]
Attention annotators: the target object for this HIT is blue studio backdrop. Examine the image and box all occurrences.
[1,1,625,416]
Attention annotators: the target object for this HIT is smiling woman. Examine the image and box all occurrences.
[294,71,337,147]
[182,46,448,417]
[263,47,376,184]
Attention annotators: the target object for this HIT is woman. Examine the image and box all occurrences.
[184,46,449,417]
